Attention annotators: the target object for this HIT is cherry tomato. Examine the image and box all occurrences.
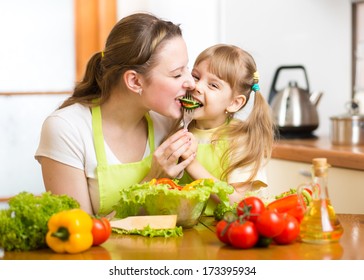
[92,217,112,246]
[236,196,265,222]
[216,219,231,245]
[255,210,285,238]
[227,220,259,249]
[273,214,300,245]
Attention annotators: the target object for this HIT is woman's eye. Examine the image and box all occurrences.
[174,74,182,78]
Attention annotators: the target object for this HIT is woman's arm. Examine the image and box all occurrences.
[39,157,94,215]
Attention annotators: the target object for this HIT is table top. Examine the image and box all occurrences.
[3,214,364,260]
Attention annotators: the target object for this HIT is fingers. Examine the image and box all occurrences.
[151,129,197,178]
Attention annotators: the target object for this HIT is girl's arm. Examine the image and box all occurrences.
[39,157,94,215]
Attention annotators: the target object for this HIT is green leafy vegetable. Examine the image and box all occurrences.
[112,225,183,237]
[0,192,79,251]
[213,202,237,221]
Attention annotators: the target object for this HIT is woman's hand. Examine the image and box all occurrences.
[145,129,196,180]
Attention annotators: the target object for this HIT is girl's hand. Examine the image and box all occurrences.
[144,129,196,180]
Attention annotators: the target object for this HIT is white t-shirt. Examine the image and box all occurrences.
[35,103,173,213]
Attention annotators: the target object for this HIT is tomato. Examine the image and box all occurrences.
[273,214,300,245]
[92,217,112,246]
[227,220,259,249]
[255,210,285,238]
[216,219,232,245]
[236,196,265,222]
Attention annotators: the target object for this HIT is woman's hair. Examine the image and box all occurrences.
[59,13,182,109]
[194,44,276,183]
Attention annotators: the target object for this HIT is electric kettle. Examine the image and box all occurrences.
[268,65,323,136]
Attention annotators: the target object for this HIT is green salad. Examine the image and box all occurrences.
[113,179,234,228]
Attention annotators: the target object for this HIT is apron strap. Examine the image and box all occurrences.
[92,105,108,166]
[145,113,155,153]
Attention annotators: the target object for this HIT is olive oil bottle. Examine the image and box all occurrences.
[299,158,343,244]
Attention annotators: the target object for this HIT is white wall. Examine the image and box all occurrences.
[0,0,353,198]
[222,0,351,136]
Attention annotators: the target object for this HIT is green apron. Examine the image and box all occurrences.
[179,140,229,216]
[92,106,155,215]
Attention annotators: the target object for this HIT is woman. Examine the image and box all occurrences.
[35,13,196,215]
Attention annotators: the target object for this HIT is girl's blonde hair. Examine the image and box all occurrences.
[194,44,276,183]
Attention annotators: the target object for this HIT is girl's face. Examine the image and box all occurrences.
[190,60,235,129]
[142,37,195,119]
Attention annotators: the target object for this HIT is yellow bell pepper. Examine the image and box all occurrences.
[46,208,93,254]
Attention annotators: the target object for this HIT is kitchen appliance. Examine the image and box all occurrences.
[268,65,323,137]
[330,100,364,145]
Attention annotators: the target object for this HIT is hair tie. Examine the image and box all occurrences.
[101,51,104,58]
[253,71,259,81]
[252,83,260,92]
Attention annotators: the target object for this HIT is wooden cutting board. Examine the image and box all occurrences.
[110,215,177,231]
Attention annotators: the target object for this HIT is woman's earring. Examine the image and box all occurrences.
[138,89,142,96]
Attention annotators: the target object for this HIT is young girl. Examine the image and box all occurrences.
[179,44,275,213]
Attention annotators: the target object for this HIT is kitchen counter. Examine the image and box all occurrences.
[272,135,364,171]
[3,214,364,260]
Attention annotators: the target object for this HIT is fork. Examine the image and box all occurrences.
[182,92,195,130]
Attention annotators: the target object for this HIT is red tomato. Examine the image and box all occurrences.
[227,220,259,249]
[273,214,300,245]
[255,210,285,238]
[92,217,112,246]
[236,196,265,222]
[216,219,231,245]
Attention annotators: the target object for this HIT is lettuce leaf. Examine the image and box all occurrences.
[0,192,79,251]
[112,225,183,237]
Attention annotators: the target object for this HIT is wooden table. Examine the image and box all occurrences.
[3,214,364,260]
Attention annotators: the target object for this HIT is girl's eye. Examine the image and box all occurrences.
[211,83,219,89]
[174,74,182,78]
[192,75,199,81]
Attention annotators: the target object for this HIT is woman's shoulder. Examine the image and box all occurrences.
[41,103,92,135]
[50,103,91,120]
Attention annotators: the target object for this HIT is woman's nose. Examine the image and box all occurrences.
[183,74,195,90]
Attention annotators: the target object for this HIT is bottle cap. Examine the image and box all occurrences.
[312,158,327,167]
[312,158,330,176]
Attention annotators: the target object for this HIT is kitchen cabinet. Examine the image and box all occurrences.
[267,159,364,214]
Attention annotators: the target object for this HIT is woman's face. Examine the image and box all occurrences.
[142,37,195,119]
[190,60,235,129]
